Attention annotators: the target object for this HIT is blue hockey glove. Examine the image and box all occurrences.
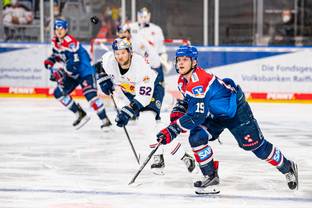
[115,100,142,127]
[170,99,188,122]
[99,75,114,95]
[156,121,182,145]
[115,106,135,127]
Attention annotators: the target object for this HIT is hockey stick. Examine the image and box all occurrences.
[128,139,163,185]
[110,94,140,165]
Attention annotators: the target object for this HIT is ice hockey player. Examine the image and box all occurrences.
[116,23,165,121]
[93,38,195,174]
[131,7,171,84]
[156,45,299,194]
[44,18,111,130]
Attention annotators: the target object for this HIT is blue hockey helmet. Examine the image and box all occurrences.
[190,46,198,60]
[176,46,195,59]
[178,45,198,60]
[175,45,198,74]
[54,18,69,30]
[112,38,132,52]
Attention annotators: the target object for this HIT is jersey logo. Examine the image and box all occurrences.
[119,83,135,93]
[192,85,204,97]
[69,42,76,50]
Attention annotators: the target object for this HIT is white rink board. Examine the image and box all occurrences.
[0,98,311,208]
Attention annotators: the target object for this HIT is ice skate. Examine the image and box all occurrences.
[73,105,90,130]
[194,161,220,195]
[101,117,112,130]
[181,153,195,173]
[151,154,165,175]
[285,160,298,190]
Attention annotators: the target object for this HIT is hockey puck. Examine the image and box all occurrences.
[90,16,99,24]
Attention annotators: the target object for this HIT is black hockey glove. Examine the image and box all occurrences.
[98,74,114,95]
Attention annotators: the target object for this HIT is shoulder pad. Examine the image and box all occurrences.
[61,35,79,52]
[185,68,215,98]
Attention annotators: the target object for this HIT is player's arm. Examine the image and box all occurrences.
[176,96,208,131]
[93,59,114,96]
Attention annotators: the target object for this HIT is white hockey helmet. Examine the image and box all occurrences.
[137,7,151,25]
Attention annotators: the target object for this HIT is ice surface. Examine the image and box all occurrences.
[0,98,311,208]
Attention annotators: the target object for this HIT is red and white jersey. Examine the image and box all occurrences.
[101,51,157,107]
[177,67,215,99]
[51,34,80,55]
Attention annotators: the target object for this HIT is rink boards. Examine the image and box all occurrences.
[0,43,312,103]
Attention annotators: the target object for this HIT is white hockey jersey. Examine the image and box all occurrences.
[131,33,161,69]
[130,22,166,55]
[101,51,157,107]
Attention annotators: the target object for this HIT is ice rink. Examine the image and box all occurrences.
[0,98,311,208]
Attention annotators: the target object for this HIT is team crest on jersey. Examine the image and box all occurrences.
[192,85,204,97]
[119,83,135,93]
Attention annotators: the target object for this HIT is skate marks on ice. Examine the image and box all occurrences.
[1,100,312,207]
[0,187,311,203]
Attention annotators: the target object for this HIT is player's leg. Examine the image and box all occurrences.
[80,74,111,129]
[229,90,298,190]
[53,76,89,128]
[189,126,220,194]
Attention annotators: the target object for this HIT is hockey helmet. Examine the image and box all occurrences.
[175,46,198,74]
[137,7,151,25]
[178,45,198,60]
[112,38,132,52]
[176,46,195,59]
[54,18,68,30]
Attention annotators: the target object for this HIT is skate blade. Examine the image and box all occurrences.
[75,116,91,130]
[101,125,114,133]
[294,163,299,190]
[151,168,165,175]
[195,186,220,195]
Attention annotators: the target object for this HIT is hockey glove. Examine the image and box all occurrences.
[98,75,114,95]
[44,57,56,69]
[50,67,66,84]
[115,106,135,127]
[170,99,188,122]
[115,100,142,127]
[156,121,182,145]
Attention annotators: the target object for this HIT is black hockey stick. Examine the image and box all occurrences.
[128,139,163,185]
[110,94,140,165]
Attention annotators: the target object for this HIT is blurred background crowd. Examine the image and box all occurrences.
[1,0,312,46]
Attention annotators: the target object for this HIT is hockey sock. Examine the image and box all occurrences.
[57,95,79,113]
[89,97,107,120]
[252,140,291,174]
[192,144,214,176]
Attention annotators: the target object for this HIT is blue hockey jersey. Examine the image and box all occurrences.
[176,67,238,131]
[51,34,95,78]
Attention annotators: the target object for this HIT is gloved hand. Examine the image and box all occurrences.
[170,99,188,122]
[115,106,135,127]
[156,121,182,145]
[50,67,66,84]
[44,57,55,69]
[99,75,114,95]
